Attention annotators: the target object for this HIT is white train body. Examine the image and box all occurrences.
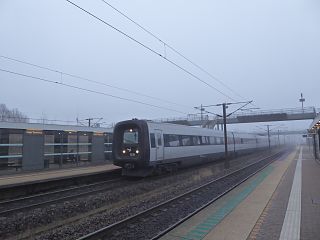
[112,120,271,176]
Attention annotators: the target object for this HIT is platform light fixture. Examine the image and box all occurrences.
[65,130,76,133]
[26,129,43,135]
[93,132,104,136]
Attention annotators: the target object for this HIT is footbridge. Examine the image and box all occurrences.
[157,107,319,128]
[256,130,308,136]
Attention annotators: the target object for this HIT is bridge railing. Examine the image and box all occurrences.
[154,114,216,123]
[154,106,317,124]
[230,106,316,118]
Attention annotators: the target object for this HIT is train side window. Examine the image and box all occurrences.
[181,135,192,146]
[150,133,156,148]
[197,136,202,145]
[216,137,224,145]
[164,134,170,147]
[157,133,162,146]
[164,134,180,147]
[201,136,209,145]
[192,136,201,145]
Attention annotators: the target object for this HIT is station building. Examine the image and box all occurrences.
[0,122,113,172]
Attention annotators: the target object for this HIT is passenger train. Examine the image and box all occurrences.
[112,119,272,176]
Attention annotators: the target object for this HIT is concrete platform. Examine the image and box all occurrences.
[161,145,320,240]
[0,163,120,188]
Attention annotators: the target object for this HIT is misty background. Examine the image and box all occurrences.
[1,0,319,132]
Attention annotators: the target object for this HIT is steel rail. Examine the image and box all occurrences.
[77,150,288,240]
[152,150,290,239]
[0,177,123,215]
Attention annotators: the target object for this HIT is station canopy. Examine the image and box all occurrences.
[309,114,320,134]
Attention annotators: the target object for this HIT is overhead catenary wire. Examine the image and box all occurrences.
[0,55,190,109]
[65,0,237,102]
[0,68,189,115]
[99,0,251,103]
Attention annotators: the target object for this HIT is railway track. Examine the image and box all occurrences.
[0,177,123,216]
[0,168,123,201]
[77,150,288,240]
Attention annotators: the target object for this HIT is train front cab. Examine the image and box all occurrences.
[112,120,151,175]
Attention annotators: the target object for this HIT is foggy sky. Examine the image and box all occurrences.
[1,0,319,130]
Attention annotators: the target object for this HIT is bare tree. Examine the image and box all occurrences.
[0,104,29,123]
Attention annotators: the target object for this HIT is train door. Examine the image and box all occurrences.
[155,130,164,161]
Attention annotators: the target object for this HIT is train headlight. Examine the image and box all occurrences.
[122,150,126,154]
[135,150,139,154]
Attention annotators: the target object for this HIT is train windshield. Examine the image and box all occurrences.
[123,128,139,144]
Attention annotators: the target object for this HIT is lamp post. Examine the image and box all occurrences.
[299,93,305,111]
[267,125,271,149]
[222,103,229,168]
